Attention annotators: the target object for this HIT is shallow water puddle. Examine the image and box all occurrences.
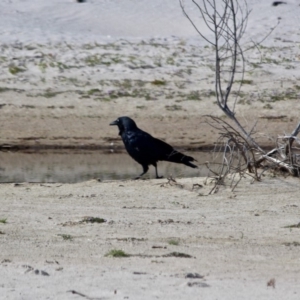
[0,150,216,183]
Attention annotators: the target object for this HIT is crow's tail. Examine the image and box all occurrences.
[166,150,198,168]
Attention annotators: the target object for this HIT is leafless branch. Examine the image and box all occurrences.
[180,0,300,188]
[179,0,279,151]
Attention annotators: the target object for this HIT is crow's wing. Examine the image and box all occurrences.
[123,129,197,168]
[123,129,168,164]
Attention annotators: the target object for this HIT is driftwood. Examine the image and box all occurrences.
[205,115,300,192]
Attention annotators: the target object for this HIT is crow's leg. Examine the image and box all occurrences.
[134,165,149,180]
[153,163,163,179]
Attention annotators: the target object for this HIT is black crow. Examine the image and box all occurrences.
[110,116,197,179]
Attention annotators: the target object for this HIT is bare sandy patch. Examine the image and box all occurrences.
[1,175,300,299]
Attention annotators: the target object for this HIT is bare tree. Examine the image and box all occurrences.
[180,1,255,142]
[179,0,300,188]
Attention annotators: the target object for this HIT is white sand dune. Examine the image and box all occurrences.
[0,0,299,44]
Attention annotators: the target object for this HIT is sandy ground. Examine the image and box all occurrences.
[1,1,300,299]
[1,176,300,299]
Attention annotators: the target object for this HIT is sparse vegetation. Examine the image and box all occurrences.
[236,79,253,85]
[186,90,201,101]
[263,104,273,109]
[87,88,102,96]
[82,217,106,224]
[284,223,300,229]
[168,239,179,246]
[39,90,62,98]
[151,79,166,86]
[283,241,300,247]
[163,252,192,258]
[58,234,73,241]
[9,65,26,75]
[165,105,182,111]
[85,54,105,66]
[105,249,130,257]
[38,62,48,73]
[0,87,9,93]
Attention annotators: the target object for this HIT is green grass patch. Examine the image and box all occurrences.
[38,62,48,73]
[168,239,179,246]
[0,87,9,93]
[166,57,175,65]
[249,62,261,69]
[85,54,105,66]
[207,90,216,97]
[270,95,285,102]
[0,218,7,224]
[151,79,166,86]
[84,54,116,66]
[187,90,201,100]
[87,88,102,95]
[236,79,253,85]
[105,249,130,258]
[119,79,132,89]
[9,65,26,75]
[58,234,73,241]
[56,62,70,69]
[263,57,279,65]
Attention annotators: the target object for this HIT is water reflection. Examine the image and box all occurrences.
[0,150,215,183]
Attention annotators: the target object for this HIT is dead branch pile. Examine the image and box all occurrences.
[205,116,300,191]
[180,0,299,189]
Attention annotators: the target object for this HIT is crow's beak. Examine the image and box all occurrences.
[109,120,118,126]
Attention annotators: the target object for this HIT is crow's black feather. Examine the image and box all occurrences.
[110,116,197,179]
